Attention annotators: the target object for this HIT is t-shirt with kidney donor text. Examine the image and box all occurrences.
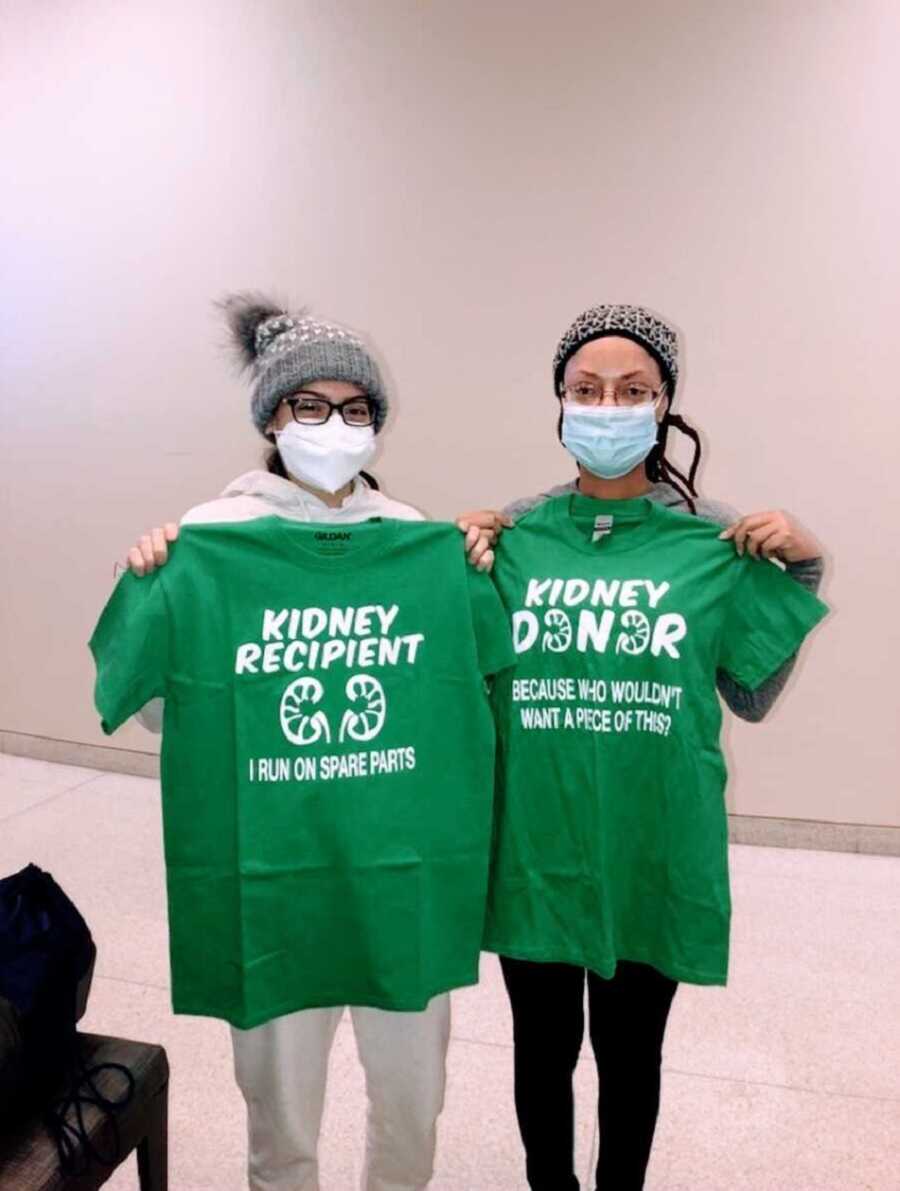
[484,494,828,986]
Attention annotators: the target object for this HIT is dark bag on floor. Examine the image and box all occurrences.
[0,864,96,1124]
[0,864,136,1175]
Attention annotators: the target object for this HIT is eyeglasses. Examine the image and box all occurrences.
[282,392,375,427]
[561,381,666,408]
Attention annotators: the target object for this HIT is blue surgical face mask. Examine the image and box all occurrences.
[561,401,661,480]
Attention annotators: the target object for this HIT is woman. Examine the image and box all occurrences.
[120,293,499,1191]
[463,304,827,1191]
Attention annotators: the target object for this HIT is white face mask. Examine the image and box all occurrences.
[274,418,377,495]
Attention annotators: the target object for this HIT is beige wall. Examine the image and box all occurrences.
[2,1,898,827]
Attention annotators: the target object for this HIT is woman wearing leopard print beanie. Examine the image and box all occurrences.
[461,303,828,1191]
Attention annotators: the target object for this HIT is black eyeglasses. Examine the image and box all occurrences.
[283,392,375,427]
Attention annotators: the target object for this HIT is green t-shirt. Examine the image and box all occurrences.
[90,517,514,1028]
[483,494,828,986]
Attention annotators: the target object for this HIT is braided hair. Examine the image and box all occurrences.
[646,407,701,514]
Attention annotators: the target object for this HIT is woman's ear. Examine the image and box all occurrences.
[656,392,670,424]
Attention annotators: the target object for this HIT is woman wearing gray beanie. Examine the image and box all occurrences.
[129,293,422,574]
[122,294,497,1191]
[461,303,827,1191]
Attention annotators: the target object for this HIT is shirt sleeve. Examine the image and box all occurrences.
[717,556,828,692]
[89,570,171,734]
[715,555,827,721]
[465,565,516,679]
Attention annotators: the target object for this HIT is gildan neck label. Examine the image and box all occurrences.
[312,528,358,557]
[271,516,393,567]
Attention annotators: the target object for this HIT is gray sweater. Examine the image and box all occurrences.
[502,481,824,724]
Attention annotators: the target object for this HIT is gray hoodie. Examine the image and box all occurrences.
[502,480,824,724]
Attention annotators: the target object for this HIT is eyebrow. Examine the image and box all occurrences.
[293,389,368,402]
[570,369,651,381]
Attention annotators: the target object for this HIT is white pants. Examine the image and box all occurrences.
[231,995,451,1191]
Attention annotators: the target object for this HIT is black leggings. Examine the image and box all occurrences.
[500,956,678,1191]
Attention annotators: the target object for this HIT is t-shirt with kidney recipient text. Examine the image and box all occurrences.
[90,517,514,1028]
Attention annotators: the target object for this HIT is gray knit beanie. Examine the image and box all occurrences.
[222,293,389,439]
[552,304,680,399]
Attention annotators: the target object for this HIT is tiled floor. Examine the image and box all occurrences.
[1,753,897,1189]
